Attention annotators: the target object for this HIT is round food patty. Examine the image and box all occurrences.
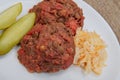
[29,0,84,35]
[18,23,75,72]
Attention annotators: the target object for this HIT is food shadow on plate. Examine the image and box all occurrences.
[31,65,85,80]
[0,46,20,59]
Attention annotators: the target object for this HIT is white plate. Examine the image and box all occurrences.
[0,0,120,80]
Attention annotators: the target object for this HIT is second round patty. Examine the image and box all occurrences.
[18,23,75,72]
[29,0,84,35]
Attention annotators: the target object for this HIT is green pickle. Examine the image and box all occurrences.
[0,3,22,30]
[0,13,36,55]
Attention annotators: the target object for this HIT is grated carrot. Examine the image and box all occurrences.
[73,28,107,75]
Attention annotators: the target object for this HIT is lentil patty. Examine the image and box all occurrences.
[18,23,75,72]
[29,0,84,35]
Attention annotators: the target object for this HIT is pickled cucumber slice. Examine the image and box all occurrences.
[0,3,22,30]
[0,13,36,55]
